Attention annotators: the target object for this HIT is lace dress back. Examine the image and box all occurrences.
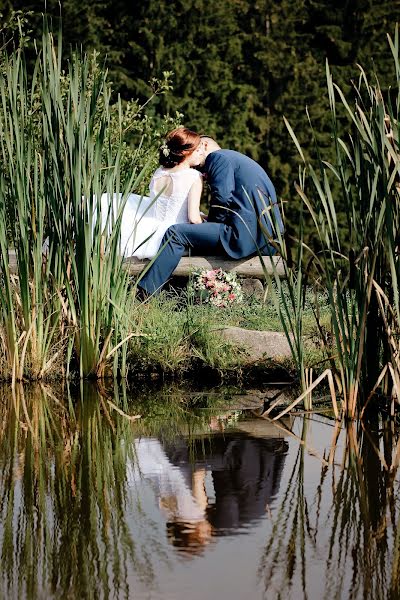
[149,167,200,225]
[118,166,201,258]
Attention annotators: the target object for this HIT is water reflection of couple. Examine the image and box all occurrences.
[134,430,288,555]
[115,127,283,295]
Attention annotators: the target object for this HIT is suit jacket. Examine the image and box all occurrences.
[205,149,283,259]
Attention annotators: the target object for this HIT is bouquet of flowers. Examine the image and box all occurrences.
[189,268,243,307]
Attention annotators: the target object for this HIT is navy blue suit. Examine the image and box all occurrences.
[205,149,282,258]
[139,150,283,294]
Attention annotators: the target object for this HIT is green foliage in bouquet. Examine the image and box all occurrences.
[188,268,244,308]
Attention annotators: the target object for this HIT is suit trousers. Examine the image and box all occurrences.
[138,222,225,294]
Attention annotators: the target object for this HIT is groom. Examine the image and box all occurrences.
[138,137,283,295]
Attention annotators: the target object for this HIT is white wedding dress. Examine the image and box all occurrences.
[130,438,206,523]
[101,167,201,259]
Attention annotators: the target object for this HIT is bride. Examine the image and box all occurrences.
[103,127,205,259]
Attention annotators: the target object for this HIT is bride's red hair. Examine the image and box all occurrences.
[159,127,201,168]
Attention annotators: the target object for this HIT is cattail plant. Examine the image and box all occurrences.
[0,22,148,381]
[0,40,65,381]
[273,26,400,418]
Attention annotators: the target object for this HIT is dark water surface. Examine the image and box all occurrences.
[0,383,399,600]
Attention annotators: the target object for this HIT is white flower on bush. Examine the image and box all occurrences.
[189,268,243,307]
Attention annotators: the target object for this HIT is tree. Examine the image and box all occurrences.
[1,0,399,242]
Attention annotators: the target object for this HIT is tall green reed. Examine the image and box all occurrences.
[0,43,65,381]
[271,26,400,418]
[259,189,312,406]
[0,23,147,381]
[40,29,141,378]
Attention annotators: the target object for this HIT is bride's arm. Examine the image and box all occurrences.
[187,176,203,224]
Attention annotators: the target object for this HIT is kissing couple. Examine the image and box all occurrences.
[125,127,284,296]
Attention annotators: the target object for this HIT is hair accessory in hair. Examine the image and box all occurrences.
[160,141,170,157]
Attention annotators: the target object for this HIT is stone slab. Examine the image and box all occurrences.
[220,326,292,362]
[8,250,285,279]
[125,255,285,278]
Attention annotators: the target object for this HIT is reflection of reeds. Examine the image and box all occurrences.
[259,415,400,599]
[258,418,311,599]
[0,381,249,598]
[0,383,162,598]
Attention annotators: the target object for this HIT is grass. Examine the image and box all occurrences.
[1,17,399,419]
[1,23,300,384]
[122,284,330,378]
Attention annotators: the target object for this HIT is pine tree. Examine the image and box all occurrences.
[2,0,399,242]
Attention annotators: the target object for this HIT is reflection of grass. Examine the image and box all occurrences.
[258,418,310,598]
[123,384,241,443]
[0,380,248,598]
[258,416,400,600]
[4,382,400,598]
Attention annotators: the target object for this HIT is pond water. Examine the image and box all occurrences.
[0,383,399,600]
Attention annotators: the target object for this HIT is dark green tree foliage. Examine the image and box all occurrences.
[1,0,399,234]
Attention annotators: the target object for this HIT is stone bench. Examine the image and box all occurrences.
[7,250,285,279]
[124,255,285,279]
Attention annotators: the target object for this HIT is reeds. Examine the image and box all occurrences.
[0,23,145,381]
[268,26,400,418]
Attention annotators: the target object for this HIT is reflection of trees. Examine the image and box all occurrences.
[0,383,161,599]
[259,416,400,600]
